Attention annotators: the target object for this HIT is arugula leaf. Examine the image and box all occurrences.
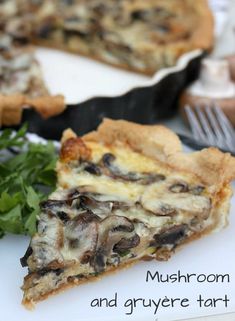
[0,125,58,238]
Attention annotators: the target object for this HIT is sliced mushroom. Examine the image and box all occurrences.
[100,216,134,234]
[152,224,187,246]
[101,153,165,184]
[169,182,189,193]
[48,188,131,220]
[57,211,70,223]
[102,153,116,167]
[113,12,132,27]
[97,31,132,60]
[131,6,173,22]
[113,234,140,255]
[41,189,85,213]
[107,254,121,266]
[70,193,129,219]
[64,212,99,264]
[64,15,96,35]
[77,195,113,217]
[190,185,205,195]
[139,174,166,185]
[40,199,68,212]
[20,246,33,267]
[156,204,177,216]
[40,196,77,211]
[92,247,106,272]
[30,214,64,270]
[131,9,153,21]
[92,215,135,272]
[92,3,107,16]
[36,22,55,39]
[67,188,80,199]
[83,162,102,176]
[37,267,64,277]
[141,182,211,219]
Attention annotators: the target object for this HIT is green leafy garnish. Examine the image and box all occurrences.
[0,123,27,150]
[0,125,57,239]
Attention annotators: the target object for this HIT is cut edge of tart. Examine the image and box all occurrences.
[21,119,235,309]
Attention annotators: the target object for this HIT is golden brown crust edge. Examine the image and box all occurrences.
[0,94,65,126]
[82,119,235,188]
[83,118,182,161]
[22,259,137,309]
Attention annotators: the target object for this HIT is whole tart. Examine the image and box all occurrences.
[0,0,214,125]
[1,0,214,75]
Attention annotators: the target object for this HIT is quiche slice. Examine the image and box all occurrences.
[21,119,235,308]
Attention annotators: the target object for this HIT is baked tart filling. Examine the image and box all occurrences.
[21,119,235,308]
[1,0,213,75]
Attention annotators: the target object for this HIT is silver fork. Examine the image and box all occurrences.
[184,104,235,154]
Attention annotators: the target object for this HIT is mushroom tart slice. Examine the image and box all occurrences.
[21,119,235,308]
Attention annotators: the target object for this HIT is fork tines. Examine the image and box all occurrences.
[184,104,235,153]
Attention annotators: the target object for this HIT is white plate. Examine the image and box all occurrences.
[35,47,149,105]
[35,47,203,105]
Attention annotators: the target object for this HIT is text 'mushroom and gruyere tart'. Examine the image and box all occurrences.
[21,119,235,308]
